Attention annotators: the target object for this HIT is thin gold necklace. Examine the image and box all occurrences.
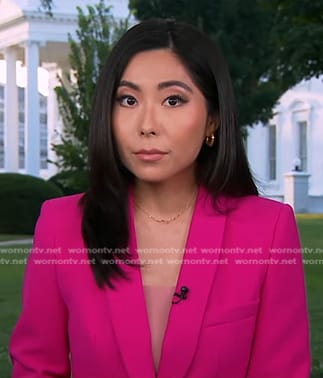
[135,190,197,224]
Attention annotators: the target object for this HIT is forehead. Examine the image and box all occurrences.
[120,49,194,84]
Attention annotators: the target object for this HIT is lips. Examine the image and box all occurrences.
[134,149,168,162]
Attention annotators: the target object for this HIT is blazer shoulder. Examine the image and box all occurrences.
[239,195,290,210]
[227,195,294,223]
[40,193,85,221]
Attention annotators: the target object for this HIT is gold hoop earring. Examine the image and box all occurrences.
[205,134,215,147]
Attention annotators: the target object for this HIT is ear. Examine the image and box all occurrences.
[205,115,219,137]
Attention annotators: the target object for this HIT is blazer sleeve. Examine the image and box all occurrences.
[9,200,71,377]
[246,204,311,378]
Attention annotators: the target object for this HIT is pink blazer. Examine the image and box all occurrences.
[9,186,311,378]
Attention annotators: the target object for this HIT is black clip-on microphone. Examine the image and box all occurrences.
[172,286,189,304]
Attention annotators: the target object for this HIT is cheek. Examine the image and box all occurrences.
[177,102,207,133]
[174,112,207,147]
[171,128,205,168]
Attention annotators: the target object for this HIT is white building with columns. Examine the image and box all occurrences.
[247,76,323,213]
[0,0,130,178]
[1,1,322,212]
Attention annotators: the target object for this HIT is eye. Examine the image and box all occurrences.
[164,95,188,107]
[116,95,137,107]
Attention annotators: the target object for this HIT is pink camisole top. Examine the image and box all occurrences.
[143,285,176,376]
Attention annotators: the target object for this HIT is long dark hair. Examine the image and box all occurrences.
[80,18,258,289]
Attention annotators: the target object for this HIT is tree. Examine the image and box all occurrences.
[41,1,323,80]
[51,1,129,191]
[129,0,285,127]
[266,0,323,82]
[39,0,53,15]
[41,0,323,126]
[129,0,323,127]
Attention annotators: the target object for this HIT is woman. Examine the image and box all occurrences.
[10,19,311,378]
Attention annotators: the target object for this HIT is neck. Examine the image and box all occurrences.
[133,178,199,219]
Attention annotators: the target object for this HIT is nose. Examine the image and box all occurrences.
[140,129,156,136]
[139,103,159,137]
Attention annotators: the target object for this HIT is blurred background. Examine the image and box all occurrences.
[0,0,322,376]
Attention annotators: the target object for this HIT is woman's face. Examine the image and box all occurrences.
[112,49,215,184]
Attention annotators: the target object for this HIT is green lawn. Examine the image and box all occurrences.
[0,244,30,377]
[296,214,323,377]
[0,216,323,377]
[0,234,32,242]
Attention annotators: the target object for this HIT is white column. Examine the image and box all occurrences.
[25,41,40,176]
[4,46,19,171]
[42,62,61,178]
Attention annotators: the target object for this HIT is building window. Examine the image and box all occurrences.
[268,124,276,181]
[298,121,307,171]
[19,124,25,169]
[40,94,48,169]
[0,85,4,168]
[0,86,47,171]
[17,88,48,169]
[18,88,25,169]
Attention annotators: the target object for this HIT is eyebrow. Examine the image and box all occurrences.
[118,80,193,93]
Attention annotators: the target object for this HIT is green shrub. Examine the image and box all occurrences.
[0,173,63,234]
[48,170,88,196]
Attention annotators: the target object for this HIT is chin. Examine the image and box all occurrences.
[134,174,169,184]
[127,164,195,185]
[127,166,170,182]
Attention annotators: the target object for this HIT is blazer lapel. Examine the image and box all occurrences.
[157,187,227,378]
[105,186,227,378]
[104,190,155,378]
